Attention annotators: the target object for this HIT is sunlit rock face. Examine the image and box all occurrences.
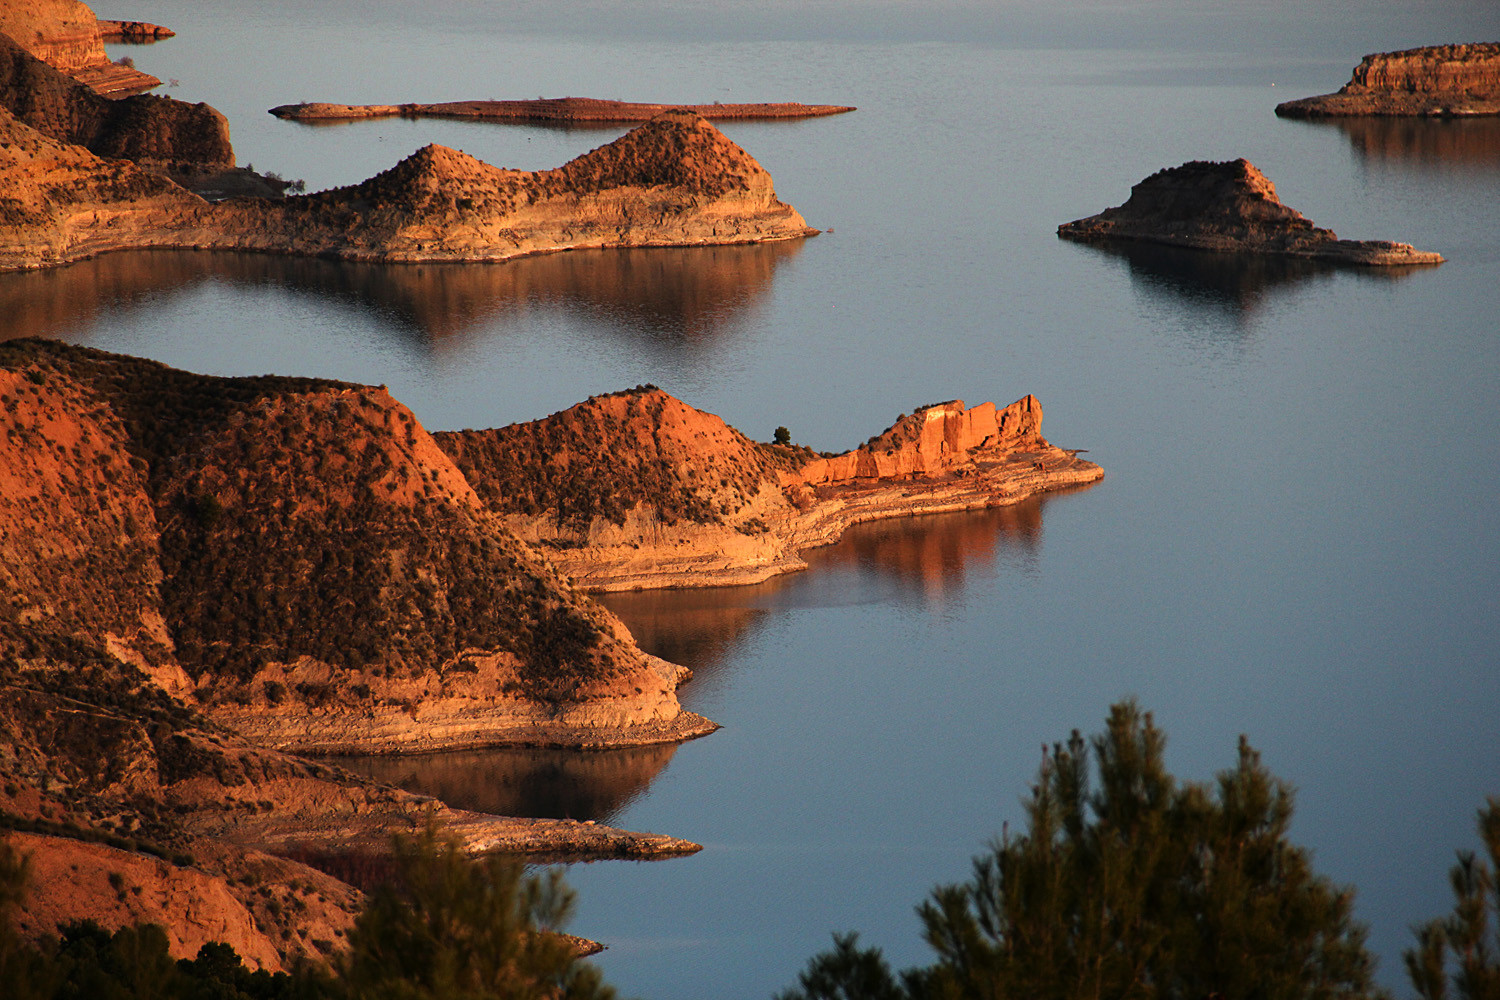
[0,0,163,94]
[0,338,709,756]
[1276,42,1500,117]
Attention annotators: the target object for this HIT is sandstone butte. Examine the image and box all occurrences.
[1057,158,1444,266]
[0,0,164,95]
[1276,42,1500,118]
[436,387,1104,592]
[270,95,855,124]
[0,101,816,271]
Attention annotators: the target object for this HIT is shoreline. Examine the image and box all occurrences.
[227,710,723,757]
[558,458,1103,593]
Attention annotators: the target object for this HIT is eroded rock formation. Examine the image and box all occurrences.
[1276,43,1500,118]
[0,107,814,271]
[0,0,161,94]
[436,390,1102,590]
[0,31,231,171]
[1057,159,1443,265]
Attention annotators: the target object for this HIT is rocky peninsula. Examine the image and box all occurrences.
[1057,159,1443,265]
[271,96,855,124]
[1276,43,1500,118]
[0,338,1102,962]
[437,389,1103,591]
[0,338,710,963]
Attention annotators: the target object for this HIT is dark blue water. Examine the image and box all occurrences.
[7,1,1499,994]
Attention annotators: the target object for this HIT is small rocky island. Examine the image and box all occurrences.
[1057,159,1443,265]
[1276,42,1500,118]
[271,96,855,124]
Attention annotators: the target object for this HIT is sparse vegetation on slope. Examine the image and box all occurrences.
[437,386,806,533]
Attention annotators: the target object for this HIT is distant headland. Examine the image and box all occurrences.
[1276,42,1500,118]
[1057,159,1444,265]
[271,96,856,124]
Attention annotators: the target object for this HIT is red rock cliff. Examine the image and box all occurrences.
[796,397,1042,484]
[1276,42,1500,117]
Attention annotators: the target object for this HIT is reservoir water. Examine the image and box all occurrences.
[6,1,1500,995]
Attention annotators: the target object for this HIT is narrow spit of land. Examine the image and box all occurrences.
[270,95,855,123]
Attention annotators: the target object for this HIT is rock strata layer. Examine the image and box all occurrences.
[0,0,162,94]
[0,107,814,270]
[271,96,855,123]
[1276,43,1500,117]
[1057,159,1443,265]
[0,31,231,171]
[436,390,1103,591]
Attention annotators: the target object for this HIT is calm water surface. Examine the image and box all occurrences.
[9,1,1500,994]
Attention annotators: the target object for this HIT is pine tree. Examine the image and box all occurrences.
[339,820,614,1000]
[1407,799,1500,1000]
[780,701,1380,1000]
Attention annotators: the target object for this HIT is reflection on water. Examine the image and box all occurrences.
[601,493,1068,680]
[0,239,803,345]
[1311,116,1500,170]
[1082,241,1422,319]
[327,744,679,824]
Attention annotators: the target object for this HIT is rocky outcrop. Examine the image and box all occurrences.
[0,32,231,171]
[271,96,855,123]
[0,107,813,271]
[1057,159,1443,265]
[1276,43,1500,118]
[437,391,1103,591]
[0,0,161,94]
[0,339,710,753]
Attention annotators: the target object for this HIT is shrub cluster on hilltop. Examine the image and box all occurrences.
[437,386,806,534]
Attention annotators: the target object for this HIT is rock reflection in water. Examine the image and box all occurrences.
[0,239,803,344]
[1317,116,1500,169]
[601,493,1066,684]
[327,744,679,824]
[1090,241,1424,319]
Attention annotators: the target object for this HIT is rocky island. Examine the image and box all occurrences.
[1057,159,1443,265]
[271,96,855,124]
[1276,43,1500,118]
[0,100,815,270]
